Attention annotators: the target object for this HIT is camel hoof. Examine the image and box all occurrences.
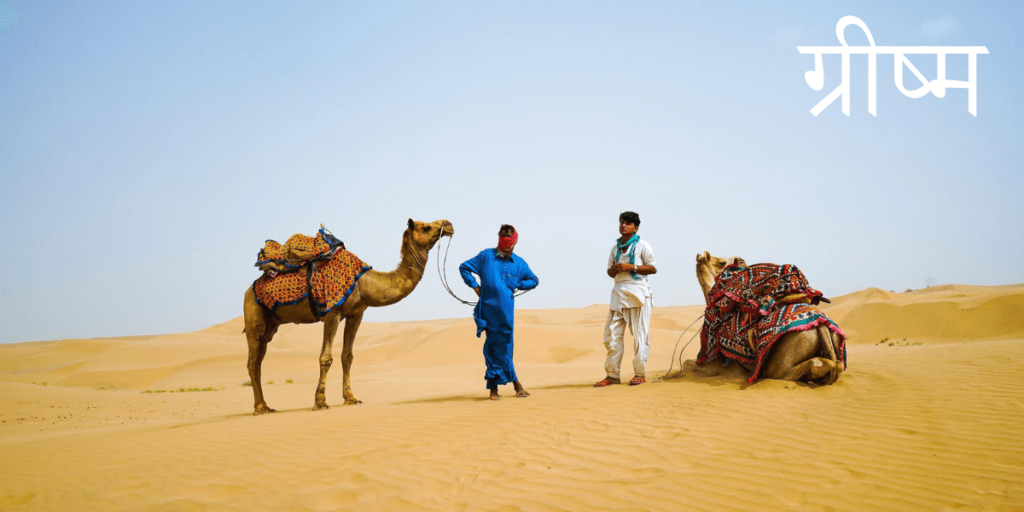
[312,402,330,411]
[827,364,843,385]
[253,405,276,416]
[344,399,362,405]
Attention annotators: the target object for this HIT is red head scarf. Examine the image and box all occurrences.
[498,230,518,251]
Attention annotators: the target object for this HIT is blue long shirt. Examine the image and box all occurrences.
[459,249,540,337]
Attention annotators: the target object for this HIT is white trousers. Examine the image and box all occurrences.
[602,298,652,380]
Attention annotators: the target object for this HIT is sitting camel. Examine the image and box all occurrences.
[695,251,843,385]
[243,219,454,415]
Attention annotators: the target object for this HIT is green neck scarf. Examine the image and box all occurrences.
[616,234,641,280]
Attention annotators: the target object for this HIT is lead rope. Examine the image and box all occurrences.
[437,235,476,306]
[436,234,531,307]
[651,313,705,382]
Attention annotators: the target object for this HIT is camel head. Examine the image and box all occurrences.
[406,218,454,250]
[695,251,746,301]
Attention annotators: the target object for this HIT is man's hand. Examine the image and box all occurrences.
[609,263,641,277]
[474,286,481,297]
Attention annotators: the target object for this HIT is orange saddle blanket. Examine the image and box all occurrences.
[255,227,346,274]
[252,229,371,317]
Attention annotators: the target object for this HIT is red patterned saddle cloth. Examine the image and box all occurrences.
[698,263,846,382]
[252,247,371,317]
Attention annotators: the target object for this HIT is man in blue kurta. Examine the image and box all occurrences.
[459,224,540,400]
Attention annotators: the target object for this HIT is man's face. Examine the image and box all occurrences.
[498,232,516,254]
[619,219,638,237]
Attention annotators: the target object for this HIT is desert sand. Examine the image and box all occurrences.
[1,284,1023,511]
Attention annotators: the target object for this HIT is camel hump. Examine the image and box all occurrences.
[255,226,346,275]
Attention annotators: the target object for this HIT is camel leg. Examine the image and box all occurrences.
[777,357,836,381]
[833,329,846,375]
[816,325,843,385]
[760,331,819,381]
[246,318,279,415]
[313,312,342,411]
[341,311,364,405]
[762,329,839,383]
[244,287,280,415]
[245,329,269,415]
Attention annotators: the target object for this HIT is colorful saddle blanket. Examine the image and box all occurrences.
[256,227,346,274]
[698,264,846,382]
[252,248,371,317]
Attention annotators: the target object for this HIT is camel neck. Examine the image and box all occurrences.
[696,263,715,302]
[361,231,430,307]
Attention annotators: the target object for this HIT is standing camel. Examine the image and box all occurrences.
[243,219,454,415]
[695,252,844,385]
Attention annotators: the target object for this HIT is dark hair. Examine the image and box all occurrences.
[619,211,640,227]
[498,224,516,236]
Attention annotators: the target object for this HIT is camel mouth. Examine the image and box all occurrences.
[439,221,454,238]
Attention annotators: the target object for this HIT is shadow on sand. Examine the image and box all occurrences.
[659,360,818,390]
[397,395,493,405]
[397,382,602,405]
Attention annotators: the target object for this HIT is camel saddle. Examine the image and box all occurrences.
[698,263,846,382]
[252,230,371,318]
[255,226,345,276]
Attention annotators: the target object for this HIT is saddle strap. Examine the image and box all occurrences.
[306,262,320,319]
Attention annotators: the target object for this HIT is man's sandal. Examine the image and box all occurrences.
[629,376,646,386]
[593,377,620,387]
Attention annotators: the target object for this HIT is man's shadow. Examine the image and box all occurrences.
[395,383,597,405]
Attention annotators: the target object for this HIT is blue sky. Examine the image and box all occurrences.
[1,1,1021,343]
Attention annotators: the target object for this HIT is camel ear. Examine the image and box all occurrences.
[704,251,711,260]
[407,218,415,230]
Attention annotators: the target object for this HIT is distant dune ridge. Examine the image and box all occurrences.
[1,284,1022,510]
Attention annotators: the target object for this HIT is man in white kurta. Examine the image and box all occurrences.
[595,211,657,387]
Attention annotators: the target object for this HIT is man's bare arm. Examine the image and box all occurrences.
[614,263,657,276]
[635,264,657,275]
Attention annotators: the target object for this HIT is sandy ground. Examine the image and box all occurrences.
[1,284,1023,511]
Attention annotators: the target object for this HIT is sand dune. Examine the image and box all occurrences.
[1,285,1022,511]
[823,284,1024,343]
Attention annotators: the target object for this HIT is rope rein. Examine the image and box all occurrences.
[437,234,476,306]
[436,234,531,307]
[651,313,704,382]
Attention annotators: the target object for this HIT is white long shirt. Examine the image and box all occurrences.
[607,239,657,310]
